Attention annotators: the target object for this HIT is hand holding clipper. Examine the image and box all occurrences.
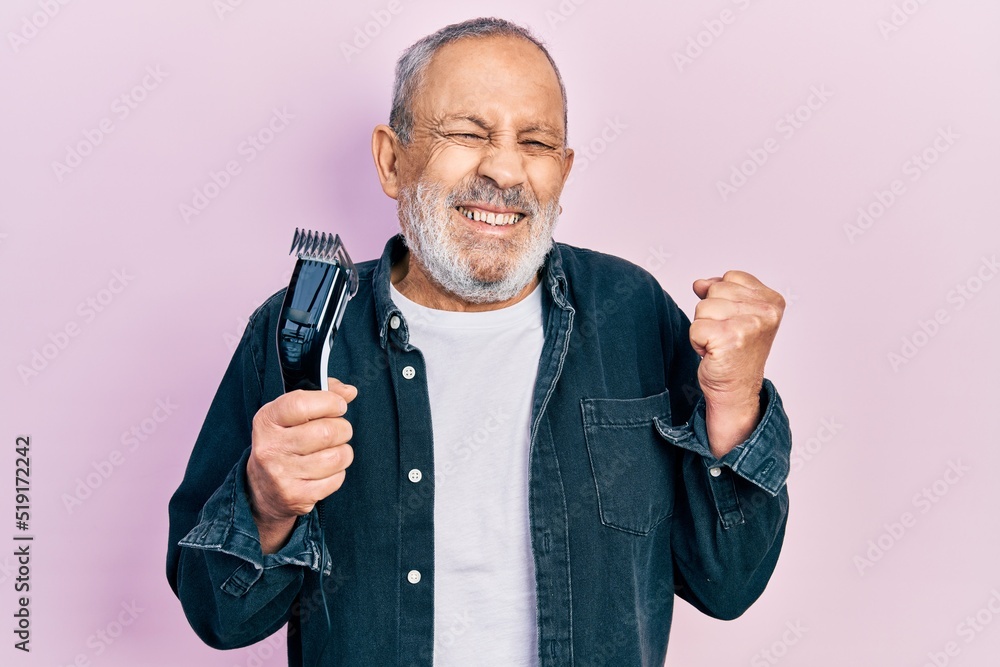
[246,230,360,553]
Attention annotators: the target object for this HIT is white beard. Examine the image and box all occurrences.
[397,179,560,304]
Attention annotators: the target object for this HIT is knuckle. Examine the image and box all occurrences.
[315,422,333,444]
[765,302,782,322]
[251,437,274,464]
[732,324,748,347]
[722,270,739,282]
[326,446,340,469]
[252,407,269,432]
[288,392,309,419]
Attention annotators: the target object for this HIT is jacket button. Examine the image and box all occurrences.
[389,315,401,330]
[407,569,421,584]
[402,365,416,380]
[408,469,422,483]
[709,467,722,478]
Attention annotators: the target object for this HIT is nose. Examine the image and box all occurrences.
[476,136,527,191]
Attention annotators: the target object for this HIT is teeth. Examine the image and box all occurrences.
[456,206,522,226]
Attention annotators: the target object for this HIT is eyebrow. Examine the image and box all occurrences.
[440,115,564,141]
[441,114,492,131]
[519,124,564,140]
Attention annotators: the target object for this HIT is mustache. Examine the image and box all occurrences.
[443,177,540,215]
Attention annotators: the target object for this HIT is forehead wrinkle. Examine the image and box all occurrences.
[414,36,566,135]
[436,113,492,130]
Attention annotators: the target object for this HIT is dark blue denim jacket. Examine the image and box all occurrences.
[167,234,791,666]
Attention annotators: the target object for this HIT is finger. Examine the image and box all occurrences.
[702,280,759,303]
[692,277,722,300]
[266,390,348,428]
[693,297,745,322]
[327,378,359,404]
[720,270,765,289]
[293,443,355,481]
[688,318,715,357]
[302,470,348,502]
[285,416,353,456]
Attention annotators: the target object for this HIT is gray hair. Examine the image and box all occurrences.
[389,17,568,145]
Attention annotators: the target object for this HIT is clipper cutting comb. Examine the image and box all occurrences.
[275,229,358,393]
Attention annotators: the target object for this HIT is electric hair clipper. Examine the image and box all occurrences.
[276,229,359,393]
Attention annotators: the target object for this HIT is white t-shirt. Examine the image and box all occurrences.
[390,281,544,667]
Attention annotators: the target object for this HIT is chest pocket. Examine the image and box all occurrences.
[581,389,675,536]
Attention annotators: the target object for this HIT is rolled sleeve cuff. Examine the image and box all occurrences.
[178,449,332,596]
[656,378,791,497]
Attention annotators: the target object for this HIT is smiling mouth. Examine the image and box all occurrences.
[455,205,524,226]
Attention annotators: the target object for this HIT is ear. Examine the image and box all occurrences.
[372,124,403,200]
[560,147,575,187]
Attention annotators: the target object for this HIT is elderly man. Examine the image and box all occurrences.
[168,17,791,667]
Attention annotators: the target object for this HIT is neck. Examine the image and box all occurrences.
[390,250,539,312]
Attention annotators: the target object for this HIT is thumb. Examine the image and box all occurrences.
[692,277,721,300]
[327,377,359,404]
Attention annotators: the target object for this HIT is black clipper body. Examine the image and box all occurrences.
[276,229,359,393]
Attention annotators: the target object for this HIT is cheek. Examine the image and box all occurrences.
[526,159,568,200]
[423,145,483,184]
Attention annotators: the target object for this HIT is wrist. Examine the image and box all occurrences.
[704,393,763,459]
[245,457,297,553]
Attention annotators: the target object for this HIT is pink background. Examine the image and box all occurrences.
[3,1,998,665]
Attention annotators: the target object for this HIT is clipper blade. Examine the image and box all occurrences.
[276,229,358,393]
[289,229,359,299]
